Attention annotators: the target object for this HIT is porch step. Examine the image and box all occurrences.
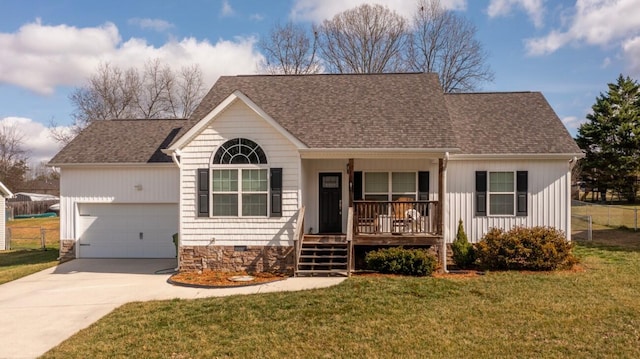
[296,237,349,277]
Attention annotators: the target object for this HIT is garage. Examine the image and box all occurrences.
[77,203,178,258]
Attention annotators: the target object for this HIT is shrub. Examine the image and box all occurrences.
[475,226,578,271]
[365,247,437,276]
[451,219,475,268]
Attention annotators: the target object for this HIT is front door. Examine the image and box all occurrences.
[319,173,342,233]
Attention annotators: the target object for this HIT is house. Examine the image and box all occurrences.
[0,182,14,250]
[49,73,582,275]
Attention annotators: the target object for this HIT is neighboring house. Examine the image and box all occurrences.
[0,182,14,250]
[49,73,582,275]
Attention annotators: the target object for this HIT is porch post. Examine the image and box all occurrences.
[348,158,354,207]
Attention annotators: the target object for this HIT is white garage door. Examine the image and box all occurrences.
[77,203,178,258]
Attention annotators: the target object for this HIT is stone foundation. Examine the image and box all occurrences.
[179,245,294,275]
[59,240,76,262]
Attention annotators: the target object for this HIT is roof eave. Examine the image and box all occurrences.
[47,162,177,168]
[450,152,585,160]
[299,148,461,159]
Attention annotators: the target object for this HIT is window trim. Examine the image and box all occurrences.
[210,165,270,218]
[363,171,418,201]
[487,171,515,217]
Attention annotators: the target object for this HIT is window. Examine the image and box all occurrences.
[208,138,270,217]
[364,172,417,201]
[489,172,514,215]
[476,171,528,217]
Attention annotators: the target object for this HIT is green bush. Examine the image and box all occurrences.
[475,226,578,271]
[365,247,437,276]
[451,219,475,268]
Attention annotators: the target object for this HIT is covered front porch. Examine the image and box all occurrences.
[295,153,450,276]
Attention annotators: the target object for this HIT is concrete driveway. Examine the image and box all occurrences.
[0,259,345,359]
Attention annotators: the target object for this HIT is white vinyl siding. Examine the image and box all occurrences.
[59,166,179,244]
[0,197,5,250]
[446,159,572,243]
[179,99,300,246]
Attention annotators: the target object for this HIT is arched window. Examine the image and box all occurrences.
[206,138,277,217]
[213,138,267,165]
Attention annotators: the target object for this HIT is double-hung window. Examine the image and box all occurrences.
[476,171,528,217]
[364,172,417,200]
[197,138,281,218]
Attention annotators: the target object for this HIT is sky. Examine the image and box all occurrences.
[1,0,639,167]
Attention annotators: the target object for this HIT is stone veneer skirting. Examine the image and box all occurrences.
[179,245,294,274]
[59,239,76,262]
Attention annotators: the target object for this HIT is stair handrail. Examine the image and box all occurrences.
[293,206,306,276]
[346,207,354,277]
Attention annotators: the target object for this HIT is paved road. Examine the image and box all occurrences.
[0,259,345,358]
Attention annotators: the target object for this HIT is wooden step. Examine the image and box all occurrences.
[295,269,348,277]
[299,254,348,259]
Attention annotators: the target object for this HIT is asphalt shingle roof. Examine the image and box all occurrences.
[49,73,581,165]
[49,119,186,164]
[444,92,581,154]
[187,72,458,149]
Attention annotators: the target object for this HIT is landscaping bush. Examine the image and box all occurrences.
[475,226,578,271]
[365,247,437,276]
[451,219,475,268]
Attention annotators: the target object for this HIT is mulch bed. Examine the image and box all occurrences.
[169,271,287,288]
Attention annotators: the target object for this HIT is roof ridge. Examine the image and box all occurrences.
[445,91,537,95]
[231,72,431,78]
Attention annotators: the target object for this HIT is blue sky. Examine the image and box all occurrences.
[1,0,639,166]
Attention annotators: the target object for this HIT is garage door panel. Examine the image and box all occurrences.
[78,203,178,258]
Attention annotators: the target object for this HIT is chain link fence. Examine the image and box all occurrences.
[572,200,638,231]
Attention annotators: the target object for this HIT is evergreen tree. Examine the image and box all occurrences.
[576,75,640,202]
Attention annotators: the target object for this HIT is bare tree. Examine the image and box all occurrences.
[56,59,206,144]
[258,21,321,74]
[408,0,493,92]
[317,4,409,73]
[0,123,29,190]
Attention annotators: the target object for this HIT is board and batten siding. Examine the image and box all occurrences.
[59,166,179,240]
[445,159,572,243]
[179,99,300,247]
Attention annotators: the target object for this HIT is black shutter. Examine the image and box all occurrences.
[353,171,363,201]
[197,169,209,217]
[418,171,430,200]
[476,171,487,217]
[270,168,282,217]
[516,171,528,216]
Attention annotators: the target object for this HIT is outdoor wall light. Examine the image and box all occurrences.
[134,184,143,191]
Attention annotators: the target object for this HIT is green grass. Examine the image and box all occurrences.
[0,217,60,284]
[43,242,640,358]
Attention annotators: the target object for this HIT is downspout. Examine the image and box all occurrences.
[567,156,578,242]
[170,149,182,271]
[441,152,449,273]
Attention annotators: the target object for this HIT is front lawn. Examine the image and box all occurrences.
[44,241,640,358]
[0,217,60,285]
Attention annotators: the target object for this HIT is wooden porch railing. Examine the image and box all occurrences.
[354,200,440,235]
[293,206,305,276]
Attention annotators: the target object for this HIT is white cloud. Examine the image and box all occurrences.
[128,18,175,32]
[290,0,467,23]
[601,56,611,69]
[622,36,640,76]
[561,116,586,133]
[487,0,545,28]
[0,116,68,166]
[221,0,235,17]
[250,13,265,21]
[0,19,264,95]
[525,0,640,57]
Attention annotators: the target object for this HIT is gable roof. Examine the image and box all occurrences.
[0,181,12,198]
[444,92,581,155]
[49,73,582,165]
[185,72,459,149]
[49,119,186,165]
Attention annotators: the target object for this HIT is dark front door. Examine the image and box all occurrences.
[319,173,342,233]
